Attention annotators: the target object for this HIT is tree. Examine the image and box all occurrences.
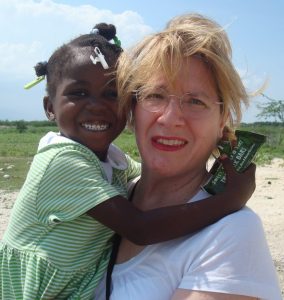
[257,94,284,124]
[15,120,28,133]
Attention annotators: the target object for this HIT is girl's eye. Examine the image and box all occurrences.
[68,90,88,98]
[104,90,118,101]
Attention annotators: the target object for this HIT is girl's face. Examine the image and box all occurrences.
[44,58,126,160]
[134,56,226,177]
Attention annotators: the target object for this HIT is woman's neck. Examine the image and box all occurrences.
[115,167,209,264]
[132,167,209,210]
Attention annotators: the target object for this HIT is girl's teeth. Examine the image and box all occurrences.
[157,139,185,146]
[82,123,109,131]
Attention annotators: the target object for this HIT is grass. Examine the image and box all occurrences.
[0,121,283,191]
[0,157,32,191]
[114,129,140,161]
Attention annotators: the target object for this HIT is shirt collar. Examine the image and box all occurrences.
[38,131,128,170]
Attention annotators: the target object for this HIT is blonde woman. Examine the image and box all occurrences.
[95,13,281,300]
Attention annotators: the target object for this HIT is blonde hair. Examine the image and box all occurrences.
[117,13,249,128]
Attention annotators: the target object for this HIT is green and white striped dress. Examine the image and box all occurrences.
[0,132,140,299]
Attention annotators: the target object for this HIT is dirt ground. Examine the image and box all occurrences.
[0,158,283,296]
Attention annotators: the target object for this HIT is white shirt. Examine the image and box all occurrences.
[94,189,282,300]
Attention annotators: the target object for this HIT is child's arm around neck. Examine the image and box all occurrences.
[87,157,256,245]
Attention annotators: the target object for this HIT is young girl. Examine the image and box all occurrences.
[0,23,255,299]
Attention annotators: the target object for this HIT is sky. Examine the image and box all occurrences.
[0,0,283,123]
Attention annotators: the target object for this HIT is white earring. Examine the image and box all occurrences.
[49,113,56,121]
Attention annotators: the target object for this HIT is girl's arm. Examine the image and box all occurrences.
[87,157,256,245]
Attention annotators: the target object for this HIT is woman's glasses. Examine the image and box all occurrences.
[136,87,223,119]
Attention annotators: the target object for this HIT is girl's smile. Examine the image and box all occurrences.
[81,122,110,131]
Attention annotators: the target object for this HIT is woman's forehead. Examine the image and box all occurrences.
[143,57,214,88]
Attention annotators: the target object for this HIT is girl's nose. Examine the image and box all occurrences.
[87,95,98,104]
[86,96,105,106]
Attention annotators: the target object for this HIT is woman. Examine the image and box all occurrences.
[95,13,281,299]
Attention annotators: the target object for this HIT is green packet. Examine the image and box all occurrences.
[203,130,266,195]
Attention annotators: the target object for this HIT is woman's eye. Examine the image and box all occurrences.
[145,93,165,101]
[188,98,207,106]
[191,98,204,105]
[183,97,209,111]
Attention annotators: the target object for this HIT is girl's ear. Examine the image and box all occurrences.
[43,96,56,121]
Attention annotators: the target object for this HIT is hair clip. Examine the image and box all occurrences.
[113,36,121,47]
[90,47,109,69]
[24,76,45,90]
[90,28,99,35]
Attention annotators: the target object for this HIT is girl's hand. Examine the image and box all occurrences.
[220,155,256,209]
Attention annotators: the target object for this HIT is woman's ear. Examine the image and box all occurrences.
[218,113,229,139]
[43,96,56,121]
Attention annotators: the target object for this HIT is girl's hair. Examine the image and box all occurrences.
[117,13,249,128]
[34,23,122,98]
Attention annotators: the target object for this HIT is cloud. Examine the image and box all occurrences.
[0,0,153,79]
[0,0,154,121]
[0,42,44,79]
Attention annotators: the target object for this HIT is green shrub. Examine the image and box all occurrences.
[16,120,28,133]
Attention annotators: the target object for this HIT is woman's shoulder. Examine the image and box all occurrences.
[216,207,263,234]
[192,190,264,239]
[166,207,266,259]
[199,207,264,247]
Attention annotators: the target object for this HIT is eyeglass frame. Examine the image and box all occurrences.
[134,87,223,117]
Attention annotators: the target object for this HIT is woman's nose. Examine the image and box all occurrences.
[157,98,186,127]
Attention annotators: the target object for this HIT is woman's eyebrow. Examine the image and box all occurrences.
[147,85,214,100]
[184,91,212,100]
